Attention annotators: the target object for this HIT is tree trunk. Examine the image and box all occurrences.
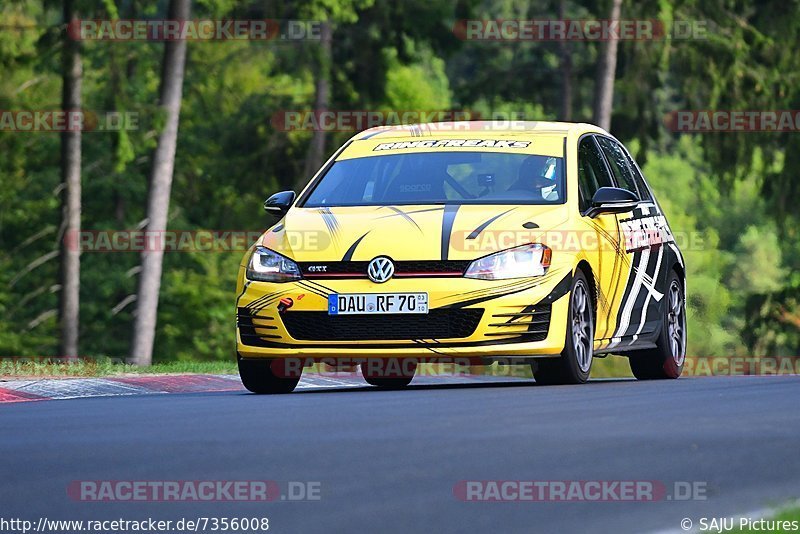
[593,0,622,131]
[59,0,82,359]
[130,0,190,366]
[300,22,332,189]
[558,0,573,121]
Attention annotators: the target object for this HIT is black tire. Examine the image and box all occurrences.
[629,270,686,380]
[533,270,594,385]
[360,359,416,388]
[238,357,301,394]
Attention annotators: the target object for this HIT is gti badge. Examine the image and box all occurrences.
[367,257,395,283]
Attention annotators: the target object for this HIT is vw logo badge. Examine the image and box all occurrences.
[367,257,395,283]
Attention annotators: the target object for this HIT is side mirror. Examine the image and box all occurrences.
[585,187,639,218]
[263,190,296,218]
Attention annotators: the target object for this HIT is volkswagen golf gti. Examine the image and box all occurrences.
[235,121,686,393]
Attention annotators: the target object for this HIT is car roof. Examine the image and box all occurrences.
[351,120,609,141]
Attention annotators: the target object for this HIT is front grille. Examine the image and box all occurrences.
[297,260,470,278]
[281,309,484,341]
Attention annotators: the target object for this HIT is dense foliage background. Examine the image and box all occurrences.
[1,0,798,362]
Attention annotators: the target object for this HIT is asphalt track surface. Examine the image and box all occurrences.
[1,375,799,534]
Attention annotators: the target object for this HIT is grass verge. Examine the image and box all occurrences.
[0,358,238,378]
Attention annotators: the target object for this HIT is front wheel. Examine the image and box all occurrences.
[629,271,686,379]
[238,357,301,394]
[533,270,594,385]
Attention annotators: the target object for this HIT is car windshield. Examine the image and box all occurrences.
[301,152,565,206]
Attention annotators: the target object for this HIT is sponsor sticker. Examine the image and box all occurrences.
[619,214,674,253]
[372,139,531,151]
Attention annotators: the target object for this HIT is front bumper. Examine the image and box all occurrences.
[235,267,573,360]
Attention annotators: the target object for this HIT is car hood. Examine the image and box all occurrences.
[259,204,569,262]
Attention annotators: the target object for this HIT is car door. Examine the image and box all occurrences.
[595,135,664,345]
[576,135,625,344]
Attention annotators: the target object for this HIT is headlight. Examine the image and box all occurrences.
[464,244,551,280]
[246,246,302,282]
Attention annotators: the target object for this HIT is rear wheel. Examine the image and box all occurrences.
[238,357,301,394]
[361,358,417,388]
[533,270,594,385]
[629,271,686,379]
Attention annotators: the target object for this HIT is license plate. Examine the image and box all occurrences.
[328,293,428,315]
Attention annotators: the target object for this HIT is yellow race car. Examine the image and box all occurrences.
[236,121,686,393]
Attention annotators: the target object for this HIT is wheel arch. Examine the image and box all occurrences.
[670,261,686,290]
[574,260,597,316]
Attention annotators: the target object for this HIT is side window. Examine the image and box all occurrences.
[596,136,639,197]
[577,136,614,213]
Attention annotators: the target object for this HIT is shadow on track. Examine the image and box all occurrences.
[233,376,635,396]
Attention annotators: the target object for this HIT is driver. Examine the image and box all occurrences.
[508,156,560,201]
